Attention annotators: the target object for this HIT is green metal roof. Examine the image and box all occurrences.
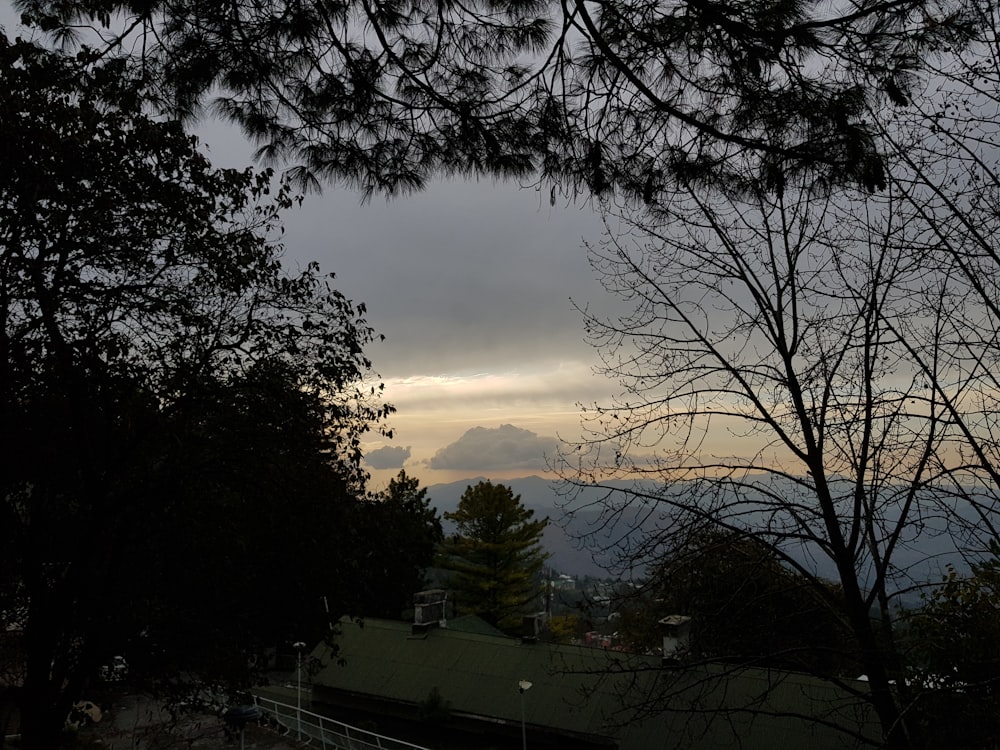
[312,618,882,750]
[439,614,509,637]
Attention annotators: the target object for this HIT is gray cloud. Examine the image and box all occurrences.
[364,445,412,469]
[190,106,626,476]
[193,116,627,383]
[275,181,616,379]
[428,424,559,471]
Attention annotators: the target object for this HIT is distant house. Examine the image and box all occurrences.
[304,605,882,750]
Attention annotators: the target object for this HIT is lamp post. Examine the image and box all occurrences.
[518,680,532,750]
[293,641,307,739]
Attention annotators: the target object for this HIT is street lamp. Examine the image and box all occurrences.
[518,680,532,750]
[293,641,307,739]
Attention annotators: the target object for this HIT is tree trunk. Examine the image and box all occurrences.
[838,563,914,750]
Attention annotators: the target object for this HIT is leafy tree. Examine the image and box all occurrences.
[616,527,856,675]
[438,481,548,632]
[117,362,371,684]
[14,0,981,197]
[545,614,584,644]
[902,549,1000,748]
[0,37,389,749]
[353,471,444,618]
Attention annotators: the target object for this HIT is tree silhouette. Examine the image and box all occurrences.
[14,0,981,196]
[902,546,1000,748]
[438,481,548,632]
[616,527,856,676]
[354,471,444,618]
[558,141,1000,745]
[0,37,389,749]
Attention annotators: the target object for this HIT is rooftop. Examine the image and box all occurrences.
[310,616,882,750]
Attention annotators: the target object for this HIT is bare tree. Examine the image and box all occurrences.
[873,8,1000,516]
[560,134,1000,745]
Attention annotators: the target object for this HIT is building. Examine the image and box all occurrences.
[303,605,882,750]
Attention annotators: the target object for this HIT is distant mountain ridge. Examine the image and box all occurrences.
[425,476,973,586]
[426,475,663,579]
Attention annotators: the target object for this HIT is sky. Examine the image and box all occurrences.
[5,0,623,488]
[0,7,619,490]
[264,178,619,489]
[178,106,626,488]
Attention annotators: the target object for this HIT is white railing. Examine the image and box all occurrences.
[252,695,432,750]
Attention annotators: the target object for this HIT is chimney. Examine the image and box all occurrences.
[412,589,450,635]
[658,615,691,664]
[521,611,549,643]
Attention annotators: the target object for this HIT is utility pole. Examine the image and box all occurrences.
[518,680,532,750]
[293,641,307,739]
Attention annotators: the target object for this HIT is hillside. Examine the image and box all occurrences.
[425,476,657,579]
[425,476,971,586]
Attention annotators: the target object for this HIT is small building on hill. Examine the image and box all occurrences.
[306,608,881,750]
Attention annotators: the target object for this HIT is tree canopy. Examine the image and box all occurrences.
[616,527,856,676]
[7,0,1000,747]
[902,548,1000,748]
[353,471,444,618]
[438,481,548,632]
[0,36,391,749]
[13,0,982,197]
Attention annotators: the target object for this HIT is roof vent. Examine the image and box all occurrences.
[659,615,691,665]
[521,611,549,644]
[412,589,450,634]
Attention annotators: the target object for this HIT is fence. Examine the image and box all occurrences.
[252,695,432,750]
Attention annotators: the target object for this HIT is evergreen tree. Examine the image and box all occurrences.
[439,481,548,633]
[355,471,444,618]
[16,0,981,197]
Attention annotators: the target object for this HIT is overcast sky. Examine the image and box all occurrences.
[196,125,628,487]
[1,6,630,489]
[267,177,618,489]
[154,32,627,489]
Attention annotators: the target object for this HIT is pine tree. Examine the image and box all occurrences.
[17,0,980,198]
[438,481,548,633]
[354,471,443,618]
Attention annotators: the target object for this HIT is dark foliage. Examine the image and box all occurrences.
[0,37,390,749]
[617,527,858,676]
[13,0,981,197]
[902,548,1000,749]
[353,471,444,619]
[438,481,548,632]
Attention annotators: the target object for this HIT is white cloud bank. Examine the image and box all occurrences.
[427,424,560,471]
[364,445,412,469]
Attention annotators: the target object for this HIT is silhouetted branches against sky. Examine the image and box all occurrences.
[14,0,983,199]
